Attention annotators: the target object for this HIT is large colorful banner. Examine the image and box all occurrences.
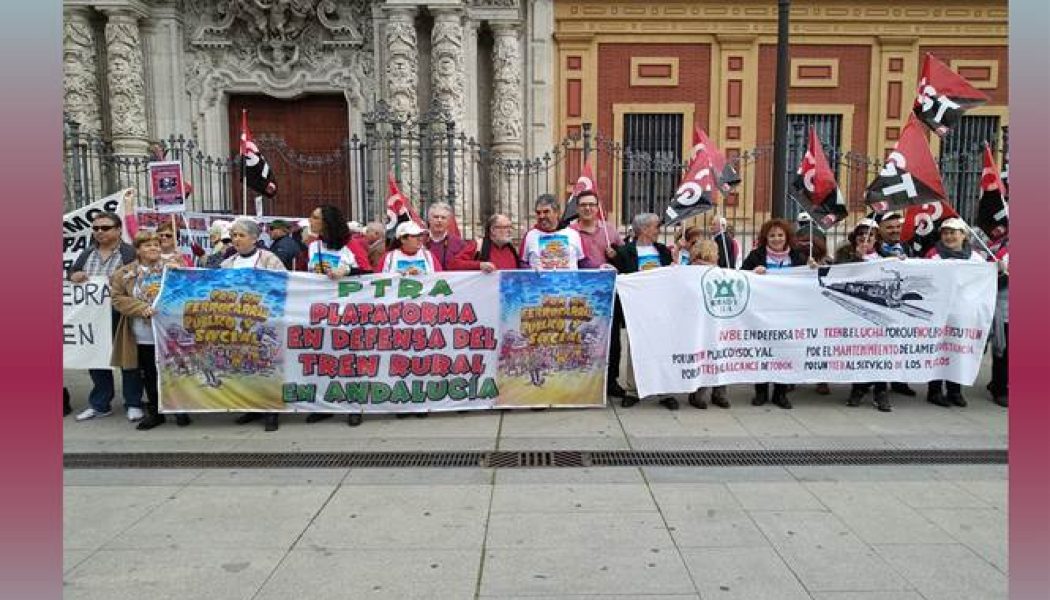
[616,260,996,397]
[63,277,112,369]
[153,269,616,413]
[63,189,132,273]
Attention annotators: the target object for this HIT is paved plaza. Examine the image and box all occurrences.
[63,367,1007,600]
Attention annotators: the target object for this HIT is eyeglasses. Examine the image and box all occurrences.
[578,203,598,208]
[158,233,175,238]
[92,225,117,232]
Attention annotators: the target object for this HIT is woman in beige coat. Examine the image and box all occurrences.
[110,231,190,430]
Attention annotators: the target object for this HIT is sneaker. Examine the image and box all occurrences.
[659,397,680,411]
[347,414,363,427]
[76,407,112,421]
[126,407,145,422]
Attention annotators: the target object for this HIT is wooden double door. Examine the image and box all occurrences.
[228,94,350,219]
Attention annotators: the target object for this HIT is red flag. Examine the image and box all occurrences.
[865,115,947,212]
[976,142,1008,234]
[385,171,424,238]
[239,111,277,197]
[661,148,717,226]
[913,53,991,137]
[789,126,847,228]
[691,126,740,191]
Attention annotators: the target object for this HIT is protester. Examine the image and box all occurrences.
[306,205,361,279]
[981,221,1009,407]
[521,194,592,270]
[425,202,466,270]
[155,221,194,267]
[364,221,386,270]
[794,212,830,265]
[710,217,741,269]
[872,211,920,398]
[834,219,892,412]
[203,220,231,268]
[379,221,443,275]
[267,219,303,270]
[741,218,808,409]
[346,220,374,273]
[109,230,189,430]
[449,213,523,272]
[672,225,703,266]
[570,190,623,267]
[610,213,679,410]
[924,217,984,408]
[67,211,146,422]
[687,238,731,409]
[221,218,287,431]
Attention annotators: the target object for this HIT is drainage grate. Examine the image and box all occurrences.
[64,449,1005,470]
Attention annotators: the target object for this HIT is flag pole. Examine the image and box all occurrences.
[716,214,731,269]
[241,109,248,216]
[962,220,1000,264]
[808,218,814,262]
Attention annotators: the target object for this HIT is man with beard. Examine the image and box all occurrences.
[520,194,592,270]
[449,213,523,271]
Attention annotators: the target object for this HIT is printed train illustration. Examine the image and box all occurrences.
[817,266,933,323]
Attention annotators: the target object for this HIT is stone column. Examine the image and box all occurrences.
[383,6,419,198]
[490,22,524,227]
[102,8,150,157]
[63,6,103,134]
[430,8,466,217]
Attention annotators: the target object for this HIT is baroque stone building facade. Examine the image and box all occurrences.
[63,0,553,223]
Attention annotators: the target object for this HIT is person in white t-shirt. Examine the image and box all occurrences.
[519,194,593,270]
[379,221,443,275]
[307,205,361,278]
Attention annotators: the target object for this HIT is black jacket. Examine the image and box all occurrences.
[712,232,737,269]
[741,246,806,271]
[67,242,136,280]
[269,234,305,270]
[611,241,673,274]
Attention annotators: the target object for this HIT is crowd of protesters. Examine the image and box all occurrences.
[64,191,1008,431]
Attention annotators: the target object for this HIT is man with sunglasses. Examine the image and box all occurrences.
[67,212,145,422]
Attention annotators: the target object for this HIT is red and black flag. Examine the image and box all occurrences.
[913,53,990,137]
[788,126,848,229]
[385,171,424,241]
[692,126,741,192]
[976,142,1009,235]
[662,146,717,227]
[239,111,277,197]
[901,201,960,257]
[560,159,596,227]
[864,115,948,212]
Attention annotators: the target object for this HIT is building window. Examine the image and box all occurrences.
[621,113,684,222]
[939,115,1001,222]
[785,113,843,219]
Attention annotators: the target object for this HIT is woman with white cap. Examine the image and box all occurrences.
[379,221,443,275]
[835,218,893,412]
[924,217,983,408]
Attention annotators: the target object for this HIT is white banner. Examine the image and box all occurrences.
[617,259,996,396]
[63,277,113,369]
[63,189,132,273]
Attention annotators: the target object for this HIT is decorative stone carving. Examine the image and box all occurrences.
[431,10,466,125]
[104,10,149,153]
[470,0,519,7]
[184,0,375,111]
[63,7,103,134]
[384,8,418,122]
[490,24,523,144]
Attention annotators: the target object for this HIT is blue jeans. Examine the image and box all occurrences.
[87,368,144,412]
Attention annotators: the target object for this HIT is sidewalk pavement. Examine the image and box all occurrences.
[63,363,1007,600]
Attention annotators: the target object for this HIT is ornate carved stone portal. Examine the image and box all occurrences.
[63,7,103,134]
[184,0,375,114]
[103,9,150,155]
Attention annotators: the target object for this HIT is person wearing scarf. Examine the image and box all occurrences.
[110,231,190,430]
[741,219,809,409]
[924,218,984,408]
[222,218,286,431]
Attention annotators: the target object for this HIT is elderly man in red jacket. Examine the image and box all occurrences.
[449,213,523,271]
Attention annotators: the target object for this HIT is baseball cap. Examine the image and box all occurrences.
[396,221,424,238]
[940,217,968,231]
[268,219,290,230]
[854,218,879,230]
